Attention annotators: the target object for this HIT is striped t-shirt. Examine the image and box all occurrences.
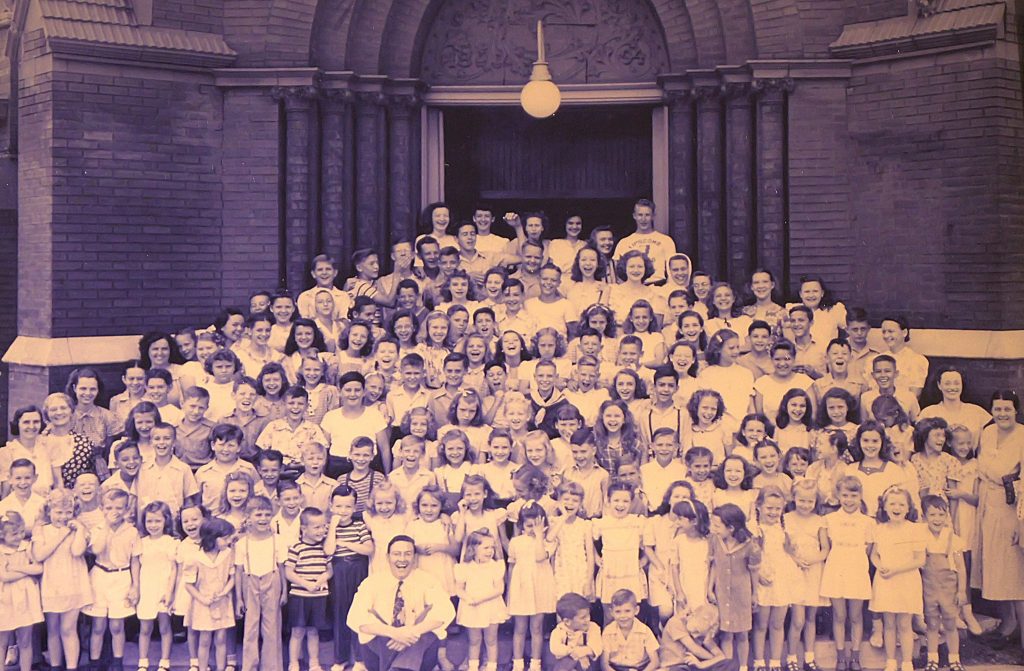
[286,540,330,598]
[333,519,371,559]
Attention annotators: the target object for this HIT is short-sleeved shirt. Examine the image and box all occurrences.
[332,519,371,558]
[296,473,340,514]
[0,493,46,531]
[286,540,331,597]
[255,419,328,465]
[602,619,660,667]
[910,452,963,499]
[91,522,140,570]
[137,457,199,515]
[320,407,388,459]
[195,460,260,515]
[613,231,677,283]
[175,419,215,468]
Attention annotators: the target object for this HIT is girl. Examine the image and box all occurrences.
[507,503,557,671]
[807,432,846,512]
[368,336,401,388]
[406,486,458,671]
[944,425,984,634]
[109,401,161,468]
[752,441,793,499]
[235,312,285,379]
[644,480,693,623]
[609,368,650,420]
[712,455,758,525]
[571,304,619,364]
[0,511,43,671]
[565,246,611,311]
[775,388,814,452]
[672,310,708,367]
[752,486,799,671]
[493,331,530,393]
[784,480,828,671]
[311,289,342,351]
[255,363,288,421]
[849,421,904,517]
[745,269,785,331]
[610,251,663,327]
[623,300,667,367]
[911,417,962,501]
[668,341,702,411]
[132,502,179,671]
[705,282,753,345]
[418,201,456,248]
[820,476,874,671]
[754,341,814,417]
[683,389,735,466]
[873,395,914,464]
[502,392,532,455]
[363,482,408,576]
[65,368,121,453]
[782,447,811,483]
[174,504,208,671]
[175,327,198,362]
[455,529,508,671]
[73,472,104,529]
[507,465,558,526]
[698,328,755,421]
[33,489,91,671]
[454,475,509,559]
[462,332,492,397]
[438,269,481,315]
[476,429,518,502]
[397,406,438,470]
[790,275,847,345]
[335,320,374,377]
[480,268,508,309]
[593,399,645,473]
[282,318,331,385]
[415,311,452,389]
[708,502,760,668]
[435,429,476,511]
[439,389,491,456]
[548,214,586,274]
[185,518,237,671]
[733,412,774,464]
[670,498,712,615]
[362,371,389,417]
[869,487,927,671]
[297,355,339,425]
[521,430,560,490]
[812,388,860,463]
[218,471,254,538]
[592,481,647,620]
[199,349,242,422]
[180,333,219,395]
[548,481,595,601]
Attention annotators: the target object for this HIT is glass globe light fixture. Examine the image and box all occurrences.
[520,20,561,119]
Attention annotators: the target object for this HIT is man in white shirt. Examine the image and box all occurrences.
[347,535,455,671]
[613,199,677,284]
[471,204,511,257]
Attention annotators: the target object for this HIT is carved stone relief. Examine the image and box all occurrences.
[419,0,670,85]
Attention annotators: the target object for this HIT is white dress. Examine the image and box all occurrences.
[756,523,801,607]
[672,533,710,612]
[0,541,43,630]
[172,538,201,618]
[551,517,595,601]
[593,515,647,602]
[784,512,828,607]
[507,534,556,616]
[820,510,874,600]
[869,522,927,615]
[134,535,179,620]
[406,518,456,595]
[37,524,92,613]
[454,559,508,627]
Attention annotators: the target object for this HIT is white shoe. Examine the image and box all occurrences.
[5,646,17,666]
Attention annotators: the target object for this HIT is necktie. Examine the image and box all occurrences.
[391,580,405,627]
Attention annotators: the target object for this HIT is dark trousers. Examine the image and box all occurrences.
[363,632,440,671]
[331,555,369,664]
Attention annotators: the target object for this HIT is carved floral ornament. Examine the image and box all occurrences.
[419,0,671,85]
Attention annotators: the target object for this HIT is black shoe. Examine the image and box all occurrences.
[991,630,1022,650]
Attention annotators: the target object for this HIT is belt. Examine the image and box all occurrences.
[95,563,130,573]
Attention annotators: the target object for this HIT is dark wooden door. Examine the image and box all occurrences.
[443,105,652,239]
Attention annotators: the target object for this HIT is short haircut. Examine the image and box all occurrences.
[387,534,416,553]
[257,449,284,467]
[246,495,274,514]
[144,368,173,385]
[299,507,324,526]
[210,423,244,445]
[182,386,211,402]
[114,440,141,459]
[8,458,35,475]
[102,488,131,505]
[610,588,638,607]
[748,319,772,335]
[555,592,591,620]
[331,484,358,503]
[400,352,425,369]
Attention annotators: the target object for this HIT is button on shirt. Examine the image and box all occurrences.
[602,619,660,667]
[91,522,140,569]
[347,567,456,644]
[137,457,199,515]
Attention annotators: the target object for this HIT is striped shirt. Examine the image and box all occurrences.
[333,520,371,559]
[286,540,331,597]
[343,470,386,516]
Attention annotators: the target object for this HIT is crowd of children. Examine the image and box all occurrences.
[0,200,1016,671]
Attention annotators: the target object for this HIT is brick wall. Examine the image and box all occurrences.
[221,89,282,306]
[0,207,16,440]
[845,46,1024,330]
[48,68,225,336]
[151,0,224,34]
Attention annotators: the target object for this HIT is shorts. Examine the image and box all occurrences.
[923,568,958,621]
[287,595,329,631]
[82,567,135,619]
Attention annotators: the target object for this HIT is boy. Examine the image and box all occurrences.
[564,353,611,427]
[273,480,305,549]
[614,454,649,516]
[524,263,575,337]
[737,321,775,380]
[636,367,687,448]
[561,429,610,520]
[0,459,46,529]
[811,338,866,406]
[920,495,967,671]
[195,424,260,515]
[659,605,735,671]
[611,337,653,389]
[298,254,352,321]
[498,279,538,338]
[324,485,373,671]
[640,428,687,513]
[385,353,431,429]
[683,447,715,510]
[176,386,215,469]
[285,507,333,671]
[551,592,603,671]
[85,489,139,671]
[235,496,287,671]
[343,437,387,517]
[601,589,660,671]
[845,307,878,386]
[254,449,284,509]
[860,355,920,423]
[110,360,147,424]
[428,353,469,423]
[387,436,437,508]
[143,368,183,426]
[787,306,826,380]
[256,386,329,471]
[222,376,272,461]
[101,441,142,522]
[137,423,199,517]
[297,442,340,513]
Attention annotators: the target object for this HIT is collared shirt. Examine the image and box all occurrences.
[385,385,431,428]
[602,619,659,667]
[458,250,492,282]
[793,338,828,377]
[848,344,880,385]
[387,468,437,514]
[499,309,539,339]
[273,512,302,549]
[101,471,139,519]
[550,620,603,662]
[90,521,140,570]
[195,460,260,515]
[474,232,510,257]
[561,464,610,518]
[297,285,352,321]
[109,392,145,425]
[868,347,930,394]
[296,473,340,513]
[347,567,456,644]
[137,456,199,514]
[640,459,688,512]
[222,409,272,459]
[427,388,459,427]
[637,402,688,448]
[72,405,122,450]
[0,493,46,530]
[255,419,328,465]
[175,419,215,468]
